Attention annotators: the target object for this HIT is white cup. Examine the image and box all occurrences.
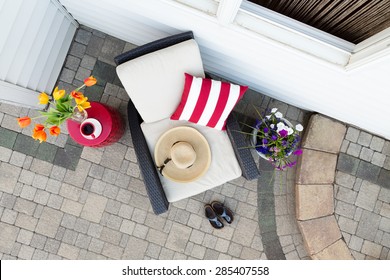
[80,118,102,140]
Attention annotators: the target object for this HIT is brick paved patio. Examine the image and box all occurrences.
[0,25,389,260]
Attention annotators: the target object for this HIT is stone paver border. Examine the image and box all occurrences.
[295,114,354,259]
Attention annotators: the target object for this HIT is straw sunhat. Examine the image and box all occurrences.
[154,126,211,183]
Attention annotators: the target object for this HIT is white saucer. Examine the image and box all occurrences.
[80,118,102,140]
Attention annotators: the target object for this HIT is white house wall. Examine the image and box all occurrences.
[60,0,390,139]
[0,0,78,108]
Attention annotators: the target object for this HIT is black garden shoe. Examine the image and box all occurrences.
[211,201,234,224]
[205,204,224,229]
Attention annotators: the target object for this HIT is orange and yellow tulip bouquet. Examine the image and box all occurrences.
[17,76,97,143]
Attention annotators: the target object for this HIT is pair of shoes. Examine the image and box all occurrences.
[204,201,234,229]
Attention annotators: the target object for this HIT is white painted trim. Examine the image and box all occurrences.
[171,0,220,16]
[347,27,390,70]
[217,0,242,25]
[236,1,353,66]
[51,0,79,27]
[0,81,40,109]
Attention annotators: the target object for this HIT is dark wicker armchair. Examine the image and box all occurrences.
[115,31,260,215]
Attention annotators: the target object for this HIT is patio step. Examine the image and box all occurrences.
[295,114,354,259]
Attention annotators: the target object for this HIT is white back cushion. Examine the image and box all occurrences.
[116,39,205,123]
[141,118,242,202]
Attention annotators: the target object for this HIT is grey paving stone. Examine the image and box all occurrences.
[75,67,92,82]
[0,223,19,254]
[356,210,381,241]
[30,158,53,176]
[53,144,82,171]
[1,114,21,132]
[65,55,81,71]
[0,146,12,162]
[338,216,358,234]
[347,142,362,157]
[336,186,358,204]
[378,169,390,189]
[58,243,80,259]
[335,171,356,189]
[337,153,360,175]
[15,213,38,231]
[18,244,35,259]
[362,240,382,259]
[75,28,92,45]
[379,217,390,232]
[357,131,372,147]
[35,207,63,238]
[99,36,126,66]
[1,208,17,224]
[371,152,386,167]
[69,42,87,58]
[345,127,360,142]
[122,236,149,259]
[335,200,356,219]
[165,223,192,253]
[10,151,26,167]
[91,60,117,87]
[355,181,381,211]
[81,193,107,223]
[80,55,97,70]
[370,136,385,152]
[59,68,75,84]
[0,127,18,149]
[32,249,49,260]
[13,134,40,157]
[30,233,47,249]
[0,163,21,194]
[35,142,58,163]
[62,229,78,245]
[359,147,374,162]
[349,235,364,251]
[84,84,104,102]
[356,161,381,183]
[384,157,390,171]
[20,185,37,200]
[32,174,49,190]
[0,193,16,209]
[86,35,104,57]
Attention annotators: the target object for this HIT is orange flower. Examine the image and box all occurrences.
[32,125,47,143]
[33,124,45,132]
[53,87,65,100]
[84,76,97,87]
[49,126,61,136]
[70,91,85,104]
[38,92,49,105]
[17,116,31,128]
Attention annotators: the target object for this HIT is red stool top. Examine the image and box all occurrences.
[67,102,113,147]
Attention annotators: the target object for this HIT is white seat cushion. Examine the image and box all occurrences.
[116,39,204,123]
[141,118,242,202]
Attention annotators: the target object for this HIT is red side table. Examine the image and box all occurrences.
[67,102,124,147]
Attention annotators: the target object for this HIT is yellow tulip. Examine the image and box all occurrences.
[53,87,65,100]
[38,92,49,105]
[76,97,91,112]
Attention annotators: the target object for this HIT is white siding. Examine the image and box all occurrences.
[0,0,78,108]
[59,0,390,139]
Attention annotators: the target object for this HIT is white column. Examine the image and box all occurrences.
[217,0,242,25]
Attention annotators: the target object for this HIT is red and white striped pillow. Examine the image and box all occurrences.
[171,73,248,130]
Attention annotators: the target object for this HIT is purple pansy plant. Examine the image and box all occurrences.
[249,107,304,170]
